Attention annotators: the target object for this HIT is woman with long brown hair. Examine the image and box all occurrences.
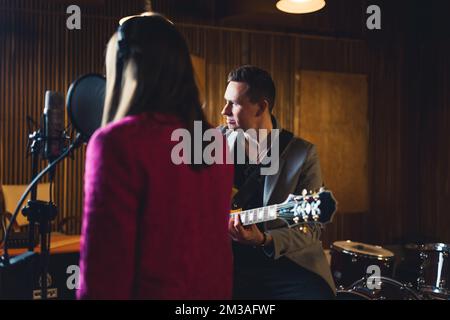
[78,14,233,299]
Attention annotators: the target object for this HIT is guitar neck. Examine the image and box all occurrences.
[230,189,336,227]
[233,205,280,226]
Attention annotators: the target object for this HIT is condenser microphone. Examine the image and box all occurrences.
[43,91,65,161]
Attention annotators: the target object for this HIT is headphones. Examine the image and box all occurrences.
[108,14,174,121]
[107,20,131,122]
[116,13,173,61]
[117,21,130,61]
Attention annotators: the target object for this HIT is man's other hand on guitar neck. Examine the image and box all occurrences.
[228,216,273,247]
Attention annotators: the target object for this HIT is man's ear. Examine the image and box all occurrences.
[256,99,270,116]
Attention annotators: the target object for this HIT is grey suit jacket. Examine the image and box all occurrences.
[219,123,336,294]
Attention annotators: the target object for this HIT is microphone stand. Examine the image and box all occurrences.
[25,130,42,297]
[1,134,83,299]
[27,131,41,252]
[22,200,57,299]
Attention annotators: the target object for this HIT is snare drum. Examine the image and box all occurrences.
[330,240,395,289]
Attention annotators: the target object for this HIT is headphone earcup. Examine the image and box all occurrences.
[117,25,129,60]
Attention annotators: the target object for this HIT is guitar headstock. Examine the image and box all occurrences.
[277,188,337,227]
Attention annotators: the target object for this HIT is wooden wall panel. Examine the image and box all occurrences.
[190,55,206,106]
[297,71,369,213]
[296,71,369,248]
[416,41,450,244]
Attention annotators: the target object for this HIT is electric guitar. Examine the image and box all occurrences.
[230,188,337,227]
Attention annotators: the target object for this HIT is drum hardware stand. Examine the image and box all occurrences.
[417,250,432,295]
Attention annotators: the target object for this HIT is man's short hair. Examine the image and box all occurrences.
[227,65,276,112]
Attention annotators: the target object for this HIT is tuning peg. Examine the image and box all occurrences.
[302,189,307,197]
[284,194,295,203]
[299,226,309,234]
[312,191,320,201]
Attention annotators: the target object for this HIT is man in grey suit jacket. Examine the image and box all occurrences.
[221,65,335,299]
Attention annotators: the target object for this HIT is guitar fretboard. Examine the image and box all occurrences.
[233,205,279,225]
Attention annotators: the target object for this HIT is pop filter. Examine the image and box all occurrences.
[66,74,106,143]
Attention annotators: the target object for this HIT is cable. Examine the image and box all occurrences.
[49,174,54,239]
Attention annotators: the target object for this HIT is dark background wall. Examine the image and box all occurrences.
[0,0,449,247]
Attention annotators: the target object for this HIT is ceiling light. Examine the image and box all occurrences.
[276,0,326,14]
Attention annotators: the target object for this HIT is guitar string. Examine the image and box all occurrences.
[234,202,322,215]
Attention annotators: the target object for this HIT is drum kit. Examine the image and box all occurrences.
[331,240,450,300]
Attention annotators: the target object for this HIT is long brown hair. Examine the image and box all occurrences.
[103,14,210,169]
